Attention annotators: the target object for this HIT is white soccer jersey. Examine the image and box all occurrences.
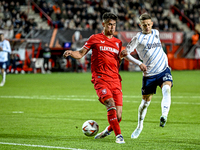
[0,40,11,62]
[126,29,168,77]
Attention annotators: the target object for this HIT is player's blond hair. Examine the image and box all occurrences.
[139,13,151,21]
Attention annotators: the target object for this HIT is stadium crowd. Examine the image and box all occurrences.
[0,0,200,37]
[36,0,180,32]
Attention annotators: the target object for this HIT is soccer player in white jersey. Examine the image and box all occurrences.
[0,33,11,86]
[123,13,173,138]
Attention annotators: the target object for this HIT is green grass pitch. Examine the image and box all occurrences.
[0,70,200,150]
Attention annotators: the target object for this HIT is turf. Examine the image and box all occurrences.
[0,70,200,150]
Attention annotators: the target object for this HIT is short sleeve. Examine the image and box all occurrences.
[83,35,95,50]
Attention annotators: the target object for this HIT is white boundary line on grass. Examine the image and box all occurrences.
[0,95,200,105]
[0,142,87,150]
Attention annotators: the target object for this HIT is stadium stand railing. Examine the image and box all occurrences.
[171,5,195,30]
[30,0,53,28]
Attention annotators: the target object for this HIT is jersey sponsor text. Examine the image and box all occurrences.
[100,46,119,54]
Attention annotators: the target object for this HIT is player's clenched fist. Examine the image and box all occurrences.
[63,50,72,58]
[120,49,127,58]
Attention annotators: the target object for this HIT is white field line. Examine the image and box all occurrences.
[0,95,200,105]
[0,142,87,150]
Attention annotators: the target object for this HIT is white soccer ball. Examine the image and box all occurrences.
[82,120,99,136]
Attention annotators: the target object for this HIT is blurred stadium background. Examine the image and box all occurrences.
[0,0,200,73]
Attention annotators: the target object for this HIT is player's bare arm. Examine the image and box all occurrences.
[63,47,88,59]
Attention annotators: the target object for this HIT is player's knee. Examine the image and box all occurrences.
[162,84,171,94]
[104,98,115,108]
[142,94,152,101]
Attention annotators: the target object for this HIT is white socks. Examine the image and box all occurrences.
[3,71,6,82]
[137,99,151,129]
[136,85,171,129]
[161,85,171,117]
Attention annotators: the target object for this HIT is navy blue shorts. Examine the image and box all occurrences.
[142,67,173,95]
[0,62,6,69]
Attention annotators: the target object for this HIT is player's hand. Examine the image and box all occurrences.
[120,49,128,58]
[63,50,72,58]
[0,47,3,51]
[139,63,147,72]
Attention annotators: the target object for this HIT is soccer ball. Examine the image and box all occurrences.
[82,120,99,136]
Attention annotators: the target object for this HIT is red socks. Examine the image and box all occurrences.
[107,107,121,136]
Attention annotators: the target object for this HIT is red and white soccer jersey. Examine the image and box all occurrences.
[83,33,122,82]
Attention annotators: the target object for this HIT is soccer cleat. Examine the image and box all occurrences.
[0,81,5,87]
[94,126,110,139]
[160,116,167,127]
[116,134,125,144]
[131,128,142,139]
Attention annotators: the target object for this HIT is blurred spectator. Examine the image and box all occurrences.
[57,18,65,29]
[72,30,82,44]
[61,10,68,20]
[9,1,15,11]
[52,3,61,20]
[4,18,12,30]
[151,13,159,28]
[4,8,12,20]
[191,30,199,46]
[41,3,50,15]
[163,20,169,31]
[0,17,5,29]
[42,43,51,73]
[0,2,4,13]
[14,2,21,13]
[10,52,23,74]
[60,2,66,13]
[68,19,75,29]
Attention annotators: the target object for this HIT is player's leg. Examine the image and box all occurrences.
[131,76,157,139]
[0,69,6,86]
[106,86,123,132]
[107,82,125,143]
[106,105,122,132]
[131,94,152,139]
[158,67,173,127]
[94,81,124,143]
[105,99,124,143]
[95,98,122,137]
[160,81,172,127]
[115,105,125,143]
[0,63,6,86]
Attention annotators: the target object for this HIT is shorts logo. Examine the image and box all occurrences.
[142,89,145,93]
[163,73,172,81]
[102,89,107,94]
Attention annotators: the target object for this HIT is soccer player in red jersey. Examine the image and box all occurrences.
[63,12,127,144]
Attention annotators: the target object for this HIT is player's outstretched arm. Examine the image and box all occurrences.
[63,47,88,59]
[124,52,147,72]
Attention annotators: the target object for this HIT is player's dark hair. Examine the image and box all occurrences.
[139,13,151,21]
[102,12,118,22]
